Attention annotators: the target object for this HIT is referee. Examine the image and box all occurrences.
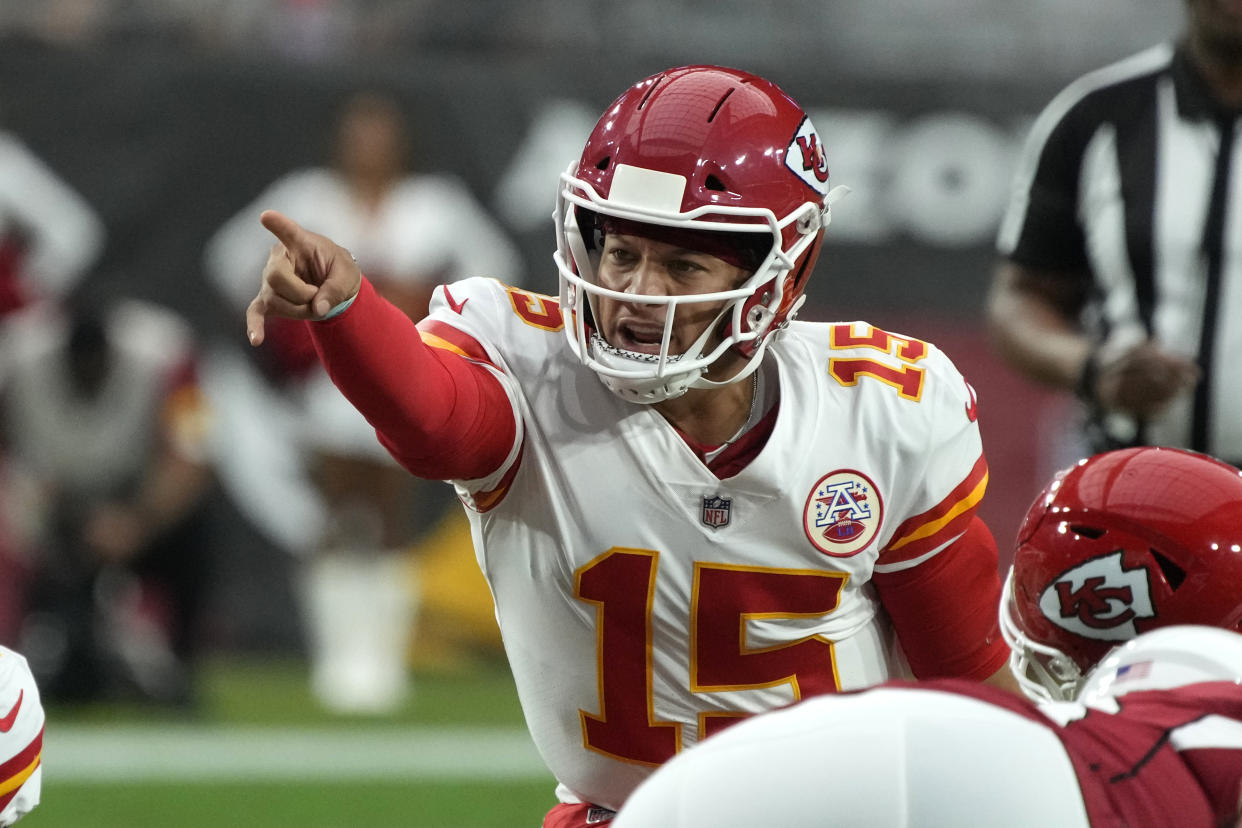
[988,0,1241,468]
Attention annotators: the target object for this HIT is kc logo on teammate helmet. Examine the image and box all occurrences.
[785,117,831,195]
[1040,551,1156,640]
[803,470,883,557]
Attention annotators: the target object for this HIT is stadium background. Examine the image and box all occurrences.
[0,2,1181,825]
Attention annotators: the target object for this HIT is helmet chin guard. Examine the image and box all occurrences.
[553,65,845,404]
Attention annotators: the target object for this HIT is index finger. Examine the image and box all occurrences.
[260,210,303,251]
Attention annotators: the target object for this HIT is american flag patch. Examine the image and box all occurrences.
[1116,661,1152,682]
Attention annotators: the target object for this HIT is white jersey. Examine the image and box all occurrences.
[421,277,989,810]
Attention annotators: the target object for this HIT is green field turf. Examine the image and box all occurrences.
[30,779,556,828]
[26,656,559,828]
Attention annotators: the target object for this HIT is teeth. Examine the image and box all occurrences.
[626,327,663,344]
[591,333,681,363]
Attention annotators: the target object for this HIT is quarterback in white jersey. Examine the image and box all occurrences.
[246,65,1012,825]
[417,277,990,808]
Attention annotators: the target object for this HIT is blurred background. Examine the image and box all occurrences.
[0,1,1184,825]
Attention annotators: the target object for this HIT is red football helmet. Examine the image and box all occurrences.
[555,65,846,402]
[1000,446,1242,702]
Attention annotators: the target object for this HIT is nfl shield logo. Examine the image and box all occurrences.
[701,495,732,529]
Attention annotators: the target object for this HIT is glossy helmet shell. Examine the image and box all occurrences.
[1001,447,1242,701]
[555,64,836,402]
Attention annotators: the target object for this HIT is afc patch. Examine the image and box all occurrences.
[803,470,883,557]
[1040,550,1155,640]
[701,494,732,529]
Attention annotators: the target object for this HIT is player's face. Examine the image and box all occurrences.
[1187,0,1242,60]
[594,233,749,356]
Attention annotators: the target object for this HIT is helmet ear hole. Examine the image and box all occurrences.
[1150,549,1186,590]
[595,156,611,171]
[704,175,727,192]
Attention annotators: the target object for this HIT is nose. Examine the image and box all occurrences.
[619,257,664,298]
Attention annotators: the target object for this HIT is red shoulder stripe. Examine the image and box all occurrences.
[0,725,41,799]
[879,454,989,565]
[416,319,495,367]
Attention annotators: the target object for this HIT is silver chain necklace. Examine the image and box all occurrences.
[706,369,763,461]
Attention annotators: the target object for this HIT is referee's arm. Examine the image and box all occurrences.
[986,260,1092,392]
[987,260,1199,416]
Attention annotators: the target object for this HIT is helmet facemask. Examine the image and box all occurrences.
[555,163,840,404]
[999,571,1086,702]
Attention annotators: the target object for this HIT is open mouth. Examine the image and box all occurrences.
[590,332,680,364]
[614,320,668,354]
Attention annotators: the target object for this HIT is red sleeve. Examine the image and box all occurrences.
[306,277,517,480]
[871,515,1009,681]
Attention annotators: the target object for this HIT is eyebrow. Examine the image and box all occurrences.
[607,235,718,259]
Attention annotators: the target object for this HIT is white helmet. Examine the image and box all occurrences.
[1078,625,1242,709]
[0,646,43,826]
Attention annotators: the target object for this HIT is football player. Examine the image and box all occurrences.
[246,65,1014,826]
[1001,445,1242,702]
[0,645,43,826]
[612,624,1242,827]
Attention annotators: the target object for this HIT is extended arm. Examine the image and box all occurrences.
[246,211,515,481]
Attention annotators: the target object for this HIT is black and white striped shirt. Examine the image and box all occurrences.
[998,42,1242,463]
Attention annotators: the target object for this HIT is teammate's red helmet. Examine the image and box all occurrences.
[555,65,844,403]
[1000,446,1242,702]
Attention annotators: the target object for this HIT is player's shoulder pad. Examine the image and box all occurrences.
[424,277,564,363]
[788,319,976,428]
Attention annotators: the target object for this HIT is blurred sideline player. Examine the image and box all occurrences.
[614,446,1242,827]
[204,90,522,713]
[0,645,44,826]
[0,298,213,705]
[0,127,105,644]
[246,65,1020,825]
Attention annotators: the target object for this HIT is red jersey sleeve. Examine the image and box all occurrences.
[306,277,517,481]
[871,515,1009,681]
